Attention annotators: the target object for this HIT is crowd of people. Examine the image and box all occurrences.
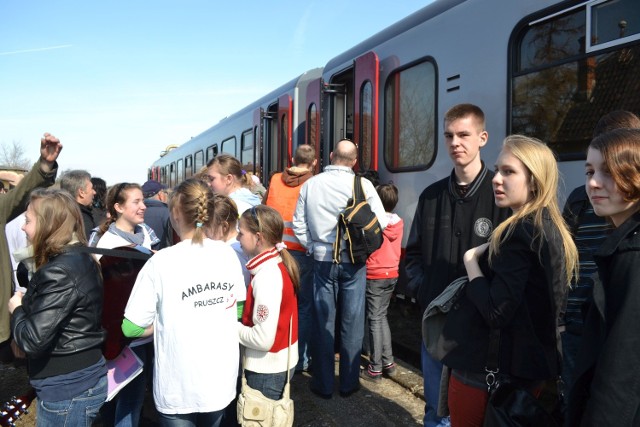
[1,104,639,426]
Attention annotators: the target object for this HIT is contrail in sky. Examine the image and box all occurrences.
[0,44,72,56]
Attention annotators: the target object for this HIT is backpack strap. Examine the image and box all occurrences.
[332,176,360,264]
[354,176,365,203]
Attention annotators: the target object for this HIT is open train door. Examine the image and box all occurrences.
[278,94,293,170]
[354,51,379,172]
[305,77,323,174]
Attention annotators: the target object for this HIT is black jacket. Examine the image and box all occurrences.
[404,165,510,310]
[11,248,105,379]
[442,213,566,380]
[567,212,640,426]
[79,203,96,241]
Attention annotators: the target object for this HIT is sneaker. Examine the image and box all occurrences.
[360,367,382,382]
[382,362,397,377]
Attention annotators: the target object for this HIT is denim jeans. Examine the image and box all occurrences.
[291,250,314,372]
[158,410,224,427]
[244,368,295,401]
[365,278,396,371]
[311,260,366,395]
[37,374,107,427]
[421,342,451,427]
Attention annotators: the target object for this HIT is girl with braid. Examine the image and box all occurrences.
[236,205,299,400]
[122,179,245,426]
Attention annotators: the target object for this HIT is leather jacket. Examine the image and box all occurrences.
[11,248,105,379]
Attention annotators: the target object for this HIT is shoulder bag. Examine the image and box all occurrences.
[237,318,294,427]
[482,329,560,427]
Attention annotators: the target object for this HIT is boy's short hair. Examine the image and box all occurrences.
[376,183,399,212]
[293,144,316,166]
[444,103,485,130]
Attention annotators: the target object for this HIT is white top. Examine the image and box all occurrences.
[5,214,27,291]
[124,238,245,414]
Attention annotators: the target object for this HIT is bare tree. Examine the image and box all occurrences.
[0,140,32,170]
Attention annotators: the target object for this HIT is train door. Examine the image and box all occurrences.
[278,94,293,170]
[324,51,380,172]
[253,108,264,181]
[306,77,323,174]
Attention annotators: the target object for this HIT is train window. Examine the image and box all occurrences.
[511,0,640,161]
[383,60,437,171]
[308,103,318,147]
[176,159,183,184]
[241,129,254,172]
[221,137,236,156]
[163,166,169,186]
[169,163,176,188]
[184,155,193,179]
[206,145,218,163]
[360,81,373,170]
[587,0,640,52]
[194,150,204,174]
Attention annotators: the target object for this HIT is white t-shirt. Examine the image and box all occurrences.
[124,238,244,414]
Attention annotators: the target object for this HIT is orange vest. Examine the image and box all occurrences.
[265,173,306,252]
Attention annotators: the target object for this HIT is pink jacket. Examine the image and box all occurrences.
[366,213,403,280]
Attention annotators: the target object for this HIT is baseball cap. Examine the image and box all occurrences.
[141,180,167,198]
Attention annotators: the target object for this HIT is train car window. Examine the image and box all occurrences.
[360,81,373,171]
[511,0,640,161]
[206,145,218,163]
[184,155,193,179]
[221,137,237,157]
[169,163,176,188]
[307,103,318,147]
[194,150,204,174]
[163,166,169,186]
[383,60,437,171]
[176,159,183,184]
[241,129,254,172]
[587,0,639,52]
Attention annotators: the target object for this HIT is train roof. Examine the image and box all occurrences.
[323,0,466,72]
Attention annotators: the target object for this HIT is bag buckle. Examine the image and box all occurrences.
[484,367,499,392]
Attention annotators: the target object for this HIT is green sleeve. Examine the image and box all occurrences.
[237,301,244,321]
[121,317,145,338]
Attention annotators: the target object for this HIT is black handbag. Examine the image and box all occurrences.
[482,330,560,427]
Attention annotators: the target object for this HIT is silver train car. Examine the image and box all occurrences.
[150,0,639,294]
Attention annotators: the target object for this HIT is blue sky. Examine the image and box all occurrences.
[0,1,429,185]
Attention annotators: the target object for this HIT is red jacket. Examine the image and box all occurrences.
[366,213,403,280]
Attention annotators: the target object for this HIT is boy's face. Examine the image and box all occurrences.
[444,116,488,169]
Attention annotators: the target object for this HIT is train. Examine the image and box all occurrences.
[148,0,639,295]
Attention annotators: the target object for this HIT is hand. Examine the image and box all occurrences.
[463,242,489,264]
[8,291,23,314]
[10,340,25,359]
[39,133,63,172]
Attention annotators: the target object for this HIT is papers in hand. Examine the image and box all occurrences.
[106,346,144,402]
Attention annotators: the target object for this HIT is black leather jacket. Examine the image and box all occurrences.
[11,248,105,379]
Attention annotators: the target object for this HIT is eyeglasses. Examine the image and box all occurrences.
[250,206,261,233]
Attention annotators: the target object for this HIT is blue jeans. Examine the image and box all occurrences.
[365,278,396,371]
[37,375,107,427]
[291,250,314,372]
[158,410,224,427]
[311,260,366,395]
[244,369,294,401]
[421,342,451,427]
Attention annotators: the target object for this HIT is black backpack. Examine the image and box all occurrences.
[333,176,384,264]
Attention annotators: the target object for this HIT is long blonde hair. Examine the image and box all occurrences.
[29,188,87,268]
[489,135,578,285]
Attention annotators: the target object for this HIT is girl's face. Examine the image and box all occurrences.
[586,147,638,227]
[237,218,260,257]
[22,202,38,243]
[206,164,231,195]
[115,188,146,228]
[492,149,532,212]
